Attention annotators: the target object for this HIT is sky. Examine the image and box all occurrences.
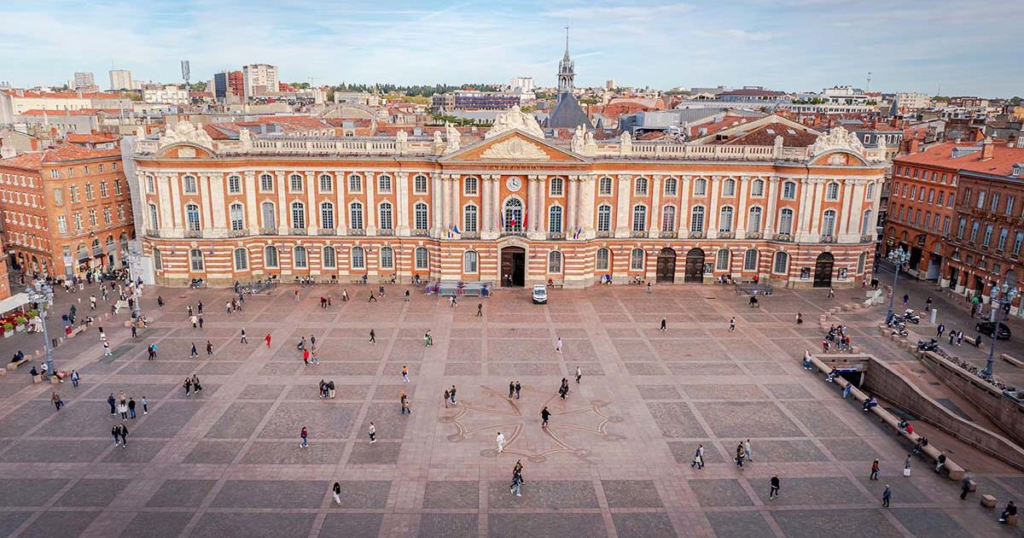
[1,0,1021,97]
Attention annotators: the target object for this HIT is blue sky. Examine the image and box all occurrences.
[1,0,1021,96]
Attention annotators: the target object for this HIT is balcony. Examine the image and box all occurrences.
[462,232,480,240]
[290,228,308,235]
[260,227,278,235]
[318,228,336,236]
[146,229,160,238]
[349,229,366,236]
[820,235,835,243]
[411,229,429,237]
[228,229,249,238]
[378,229,395,236]
[746,232,763,239]
[718,231,736,239]
[630,231,648,239]
[548,232,566,240]
[689,231,706,239]
[500,229,526,237]
[772,233,793,242]
[595,231,612,238]
[660,232,678,239]
[861,234,876,243]
[184,230,202,239]
[91,247,103,256]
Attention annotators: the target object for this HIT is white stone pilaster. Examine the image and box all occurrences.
[614,174,630,238]
[396,172,410,236]
[736,176,749,239]
[365,171,377,235]
[650,175,662,238]
[707,176,720,238]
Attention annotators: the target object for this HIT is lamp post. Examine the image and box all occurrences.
[983,280,1019,378]
[885,247,910,324]
[26,282,55,375]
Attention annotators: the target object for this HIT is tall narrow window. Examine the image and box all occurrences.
[234,248,248,270]
[415,247,429,269]
[414,175,428,194]
[634,177,647,196]
[414,203,428,230]
[323,246,337,268]
[722,178,736,196]
[350,202,364,230]
[773,252,789,274]
[599,176,613,195]
[719,206,734,232]
[230,203,245,230]
[632,205,647,232]
[779,208,794,235]
[825,182,839,200]
[747,207,762,233]
[549,206,563,233]
[261,202,276,229]
[743,249,758,271]
[183,175,197,194]
[596,248,610,271]
[189,249,204,271]
[264,246,279,267]
[751,179,765,196]
[550,177,564,196]
[693,178,707,196]
[148,204,158,229]
[378,202,393,230]
[716,249,731,270]
[548,251,562,273]
[822,210,836,236]
[319,174,333,192]
[690,206,705,233]
[378,175,392,193]
[294,246,308,268]
[291,202,305,229]
[630,248,644,270]
[380,247,394,269]
[186,204,200,231]
[464,205,478,233]
[348,175,362,193]
[289,174,303,192]
[664,177,678,196]
[464,251,478,273]
[320,202,335,229]
[782,181,796,199]
[597,204,611,232]
[351,247,365,268]
[228,175,241,194]
[464,176,478,195]
[260,173,273,192]
[661,206,676,232]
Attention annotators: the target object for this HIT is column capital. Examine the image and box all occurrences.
[617,174,632,181]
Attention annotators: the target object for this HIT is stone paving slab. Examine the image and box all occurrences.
[704,510,776,538]
[118,511,194,538]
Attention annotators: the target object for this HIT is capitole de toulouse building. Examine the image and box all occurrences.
[132,109,886,289]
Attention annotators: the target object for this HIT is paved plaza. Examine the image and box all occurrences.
[0,278,1020,537]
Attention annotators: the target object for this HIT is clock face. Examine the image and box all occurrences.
[506,177,522,192]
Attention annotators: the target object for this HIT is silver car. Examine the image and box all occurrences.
[532,285,547,304]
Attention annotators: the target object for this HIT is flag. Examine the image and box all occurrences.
[453,224,461,235]
[523,209,528,230]
[446,225,453,239]
[499,211,505,230]
[573,226,581,240]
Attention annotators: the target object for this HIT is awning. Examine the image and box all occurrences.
[0,293,31,315]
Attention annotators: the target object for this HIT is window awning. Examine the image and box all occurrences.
[0,293,31,315]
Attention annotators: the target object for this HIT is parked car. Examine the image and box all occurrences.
[975,321,1011,340]
[532,285,547,304]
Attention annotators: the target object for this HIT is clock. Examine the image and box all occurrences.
[506,177,522,192]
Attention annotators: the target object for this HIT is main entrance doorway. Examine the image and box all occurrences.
[814,252,834,288]
[656,248,676,283]
[684,248,705,283]
[501,246,526,287]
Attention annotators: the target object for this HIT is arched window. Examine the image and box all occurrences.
[861,210,873,236]
[504,198,524,232]
[378,202,393,230]
[320,202,335,229]
[464,204,478,233]
[413,175,428,194]
[634,177,648,196]
[348,174,362,193]
[597,204,612,232]
[380,247,394,269]
[596,248,610,271]
[632,205,647,232]
[291,202,306,229]
[227,175,241,194]
[319,174,333,192]
[148,203,158,230]
[378,174,392,193]
[822,209,837,236]
[550,177,564,196]
[183,175,197,194]
[747,207,762,233]
[690,206,705,233]
[719,206,734,232]
[414,203,428,230]
[261,201,276,229]
[464,251,478,273]
[323,246,336,268]
[264,246,279,268]
[664,177,678,196]
[294,246,308,268]
[289,174,303,192]
[230,203,245,231]
[234,248,248,270]
[630,248,645,270]
[857,252,866,274]
[826,182,840,200]
[778,208,794,235]
[782,181,797,199]
[661,206,676,232]
[349,202,364,230]
[189,249,204,271]
[723,178,736,196]
[185,203,200,231]
[464,176,478,195]
[548,251,562,273]
[693,177,707,196]
[599,176,613,195]
[415,247,429,269]
[153,248,162,270]
[716,249,731,270]
[259,173,273,192]
[549,205,563,234]
[351,247,365,269]
[743,249,758,271]
[773,251,789,274]
[751,179,765,196]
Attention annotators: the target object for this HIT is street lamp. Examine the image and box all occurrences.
[885,247,910,324]
[25,282,55,376]
[983,280,1019,378]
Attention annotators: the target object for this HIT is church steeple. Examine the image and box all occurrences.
[557,26,575,100]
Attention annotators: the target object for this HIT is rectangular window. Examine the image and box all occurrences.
[70,185,79,203]
[969,221,979,242]
[115,179,122,195]
[117,206,125,221]
[982,224,993,246]
[228,175,241,194]
[57,216,67,234]
[956,218,966,239]
[942,216,950,235]
[998,228,1009,251]
[1014,232,1024,256]
[1007,196,1015,215]
[991,193,1000,213]
[976,190,985,209]
[103,208,111,224]
[99,182,108,197]
[910,186,916,200]
[85,183,94,201]
[74,212,82,231]
[53,188,63,206]
[348,175,362,193]
[963,188,971,206]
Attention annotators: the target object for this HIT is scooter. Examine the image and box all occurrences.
[903,309,921,324]
[917,338,939,352]
[891,325,908,337]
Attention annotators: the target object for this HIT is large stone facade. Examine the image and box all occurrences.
[133,116,885,288]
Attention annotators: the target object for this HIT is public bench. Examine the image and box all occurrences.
[6,357,29,372]
[1001,353,1024,368]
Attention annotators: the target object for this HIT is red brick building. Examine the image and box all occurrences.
[0,143,135,277]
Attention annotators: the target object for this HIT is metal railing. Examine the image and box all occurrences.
[260,227,278,235]
[718,231,736,239]
[184,230,202,239]
[772,233,793,242]
[228,229,249,238]
[290,228,308,235]
[318,228,337,236]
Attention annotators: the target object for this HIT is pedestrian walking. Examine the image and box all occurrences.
[402,365,410,383]
[332,482,342,505]
[870,459,880,480]
[142,396,148,415]
[443,389,450,408]
[128,397,136,419]
[555,337,563,353]
[369,329,376,345]
[265,333,272,347]
[400,391,409,414]
[184,377,192,396]
[103,341,112,357]
[450,385,457,406]
[514,381,521,399]
[960,474,972,500]
[108,393,116,415]
[949,330,956,345]
[744,439,753,462]
[902,294,909,308]
[191,342,198,358]
[509,380,515,399]
[729,317,736,331]
[368,291,377,303]
[882,484,891,508]
[935,453,946,473]
[198,316,204,329]
[937,323,945,339]
[51,391,63,411]
[303,348,310,366]
[541,406,550,427]
[691,444,704,469]
[192,375,202,393]
[842,383,852,399]
[187,305,193,318]
[477,303,483,317]
[118,398,128,421]
[496,431,506,453]
[660,317,667,332]
[425,331,433,347]
[190,315,198,328]
[206,341,213,356]
[404,290,410,302]
[70,370,79,387]
[368,422,376,443]
[510,464,524,497]
[300,426,309,448]
[575,366,582,384]
[198,300,204,315]
[828,287,835,298]
[904,454,912,477]
[111,425,120,446]
[735,444,745,469]
[118,423,129,448]
[131,324,137,338]
[769,475,780,499]
[925,297,933,312]
[956,330,964,346]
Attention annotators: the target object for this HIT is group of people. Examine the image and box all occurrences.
[822,324,852,352]
[183,375,203,396]
[107,392,146,420]
[318,379,336,399]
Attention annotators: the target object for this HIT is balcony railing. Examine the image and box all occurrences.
[719,231,736,239]
[184,230,202,239]
[411,229,429,237]
[91,247,103,256]
[772,233,793,242]
[820,235,835,243]
[378,229,395,236]
[260,227,278,235]
[290,228,308,235]
[349,229,366,236]
[462,232,480,239]
[746,232,763,239]
[146,229,160,238]
[660,232,678,239]
[548,232,566,240]
[318,228,337,236]
[500,229,526,237]
[630,231,648,238]
[595,231,611,238]
[689,231,706,239]
[228,229,249,238]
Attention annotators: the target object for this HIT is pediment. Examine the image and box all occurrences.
[155,142,216,159]
[441,131,584,162]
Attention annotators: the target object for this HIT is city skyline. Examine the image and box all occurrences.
[1,0,1022,96]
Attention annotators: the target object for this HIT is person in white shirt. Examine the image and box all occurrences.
[496,431,506,453]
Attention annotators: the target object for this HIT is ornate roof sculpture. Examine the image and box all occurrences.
[480,137,550,160]
[808,125,866,158]
[485,106,545,140]
[158,121,214,150]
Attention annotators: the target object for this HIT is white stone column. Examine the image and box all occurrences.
[614,174,630,238]
[736,176,749,239]
[209,173,227,236]
[566,176,578,237]
[305,171,316,230]
[533,176,547,238]
[807,180,824,241]
[198,173,213,231]
[337,171,348,235]
[396,172,410,236]
[365,171,377,235]
[707,176,721,239]
[678,176,691,237]
[580,175,596,238]
[526,176,538,234]
[450,175,460,232]
[650,175,662,238]
[431,172,443,237]
[764,178,779,236]
[244,171,258,234]
[160,174,176,231]
[838,181,855,240]
[481,177,492,234]
[276,172,288,234]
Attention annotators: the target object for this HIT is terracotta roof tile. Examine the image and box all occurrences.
[896,141,1024,176]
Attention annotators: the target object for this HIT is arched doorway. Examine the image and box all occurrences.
[500,246,525,287]
[814,252,834,288]
[684,248,705,283]
[656,248,676,283]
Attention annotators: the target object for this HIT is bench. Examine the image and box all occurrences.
[962,335,982,348]
[981,494,997,508]
[1001,354,1024,368]
[6,357,29,371]
[1007,514,1019,526]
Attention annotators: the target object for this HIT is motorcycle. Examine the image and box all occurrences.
[917,338,939,352]
[891,325,908,337]
[189,278,205,289]
[903,309,921,324]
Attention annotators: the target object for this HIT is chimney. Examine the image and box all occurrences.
[908,137,920,154]
[981,136,994,160]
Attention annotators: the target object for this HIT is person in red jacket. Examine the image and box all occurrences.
[265,333,272,347]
